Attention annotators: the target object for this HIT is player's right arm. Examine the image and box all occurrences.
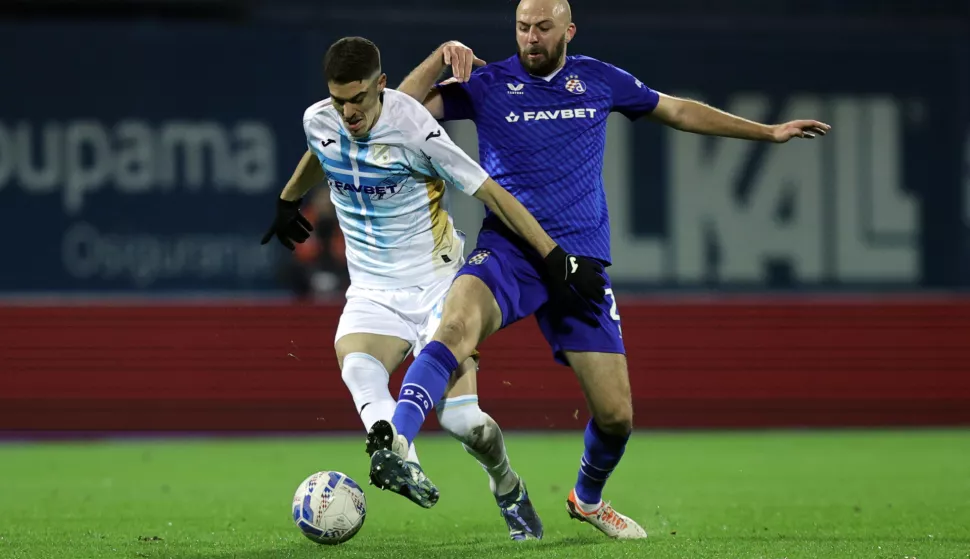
[398,41,485,120]
[279,149,325,201]
[260,148,323,250]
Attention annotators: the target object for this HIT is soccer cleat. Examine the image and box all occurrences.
[496,477,543,541]
[366,420,440,508]
[565,489,647,540]
[365,419,409,457]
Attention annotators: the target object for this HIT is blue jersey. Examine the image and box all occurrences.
[435,54,660,263]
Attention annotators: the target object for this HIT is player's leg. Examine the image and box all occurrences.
[367,232,547,507]
[382,264,509,446]
[566,350,635,506]
[419,278,519,500]
[563,351,646,538]
[438,362,515,495]
[366,274,502,507]
[437,359,544,540]
[334,333,416,462]
[563,351,646,537]
[335,286,422,464]
[536,282,647,539]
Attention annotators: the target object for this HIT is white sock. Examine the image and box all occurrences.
[574,493,604,513]
[341,352,418,463]
[437,396,518,496]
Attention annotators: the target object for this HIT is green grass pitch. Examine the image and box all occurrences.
[1,430,968,559]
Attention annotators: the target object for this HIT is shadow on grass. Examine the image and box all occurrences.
[165,533,614,559]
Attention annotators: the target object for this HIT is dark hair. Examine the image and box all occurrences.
[323,37,381,84]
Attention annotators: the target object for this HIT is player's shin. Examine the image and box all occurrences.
[574,418,630,509]
[341,353,419,462]
[391,341,459,444]
[437,397,518,496]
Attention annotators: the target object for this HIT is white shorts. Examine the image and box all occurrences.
[334,277,452,358]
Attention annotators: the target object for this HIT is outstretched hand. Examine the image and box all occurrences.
[770,120,831,143]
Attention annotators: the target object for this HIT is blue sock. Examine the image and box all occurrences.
[574,419,630,504]
[392,341,458,444]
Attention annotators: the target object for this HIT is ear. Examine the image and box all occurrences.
[565,23,576,43]
[377,73,387,91]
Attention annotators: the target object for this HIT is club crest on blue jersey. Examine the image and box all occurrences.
[564,74,586,94]
[468,251,490,265]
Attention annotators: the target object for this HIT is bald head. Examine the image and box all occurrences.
[516,0,571,25]
[514,0,575,75]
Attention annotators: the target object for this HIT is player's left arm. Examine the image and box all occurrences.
[416,126,556,257]
[471,178,557,258]
[604,63,831,142]
[470,180,606,305]
[410,107,604,302]
[650,93,830,143]
[424,137,606,302]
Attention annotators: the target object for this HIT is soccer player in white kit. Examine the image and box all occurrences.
[260,36,571,540]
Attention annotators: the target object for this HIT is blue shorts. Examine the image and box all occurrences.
[455,223,625,366]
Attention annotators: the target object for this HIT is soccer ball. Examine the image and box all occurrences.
[292,471,366,545]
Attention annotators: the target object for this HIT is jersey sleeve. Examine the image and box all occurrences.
[432,71,485,122]
[408,104,488,196]
[602,62,660,120]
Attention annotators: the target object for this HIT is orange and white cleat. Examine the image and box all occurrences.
[565,489,648,540]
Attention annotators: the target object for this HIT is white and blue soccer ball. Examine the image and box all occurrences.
[292,471,367,545]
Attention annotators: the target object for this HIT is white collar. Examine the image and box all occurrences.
[537,64,564,82]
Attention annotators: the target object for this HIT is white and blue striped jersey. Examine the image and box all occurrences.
[303,89,489,289]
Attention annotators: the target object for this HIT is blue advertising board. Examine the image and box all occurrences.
[0,22,967,293]
[0,24,313,292]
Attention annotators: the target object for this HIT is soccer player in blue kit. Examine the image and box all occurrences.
[366,0,831,540]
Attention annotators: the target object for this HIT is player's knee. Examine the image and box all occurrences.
[593,402,634,437]
[436,316,478,360]
[340,353,389,403]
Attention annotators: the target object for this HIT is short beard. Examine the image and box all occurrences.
[518,34,566,76]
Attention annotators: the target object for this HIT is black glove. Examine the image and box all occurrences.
[544,245,606,305]
[260,197,314,250]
